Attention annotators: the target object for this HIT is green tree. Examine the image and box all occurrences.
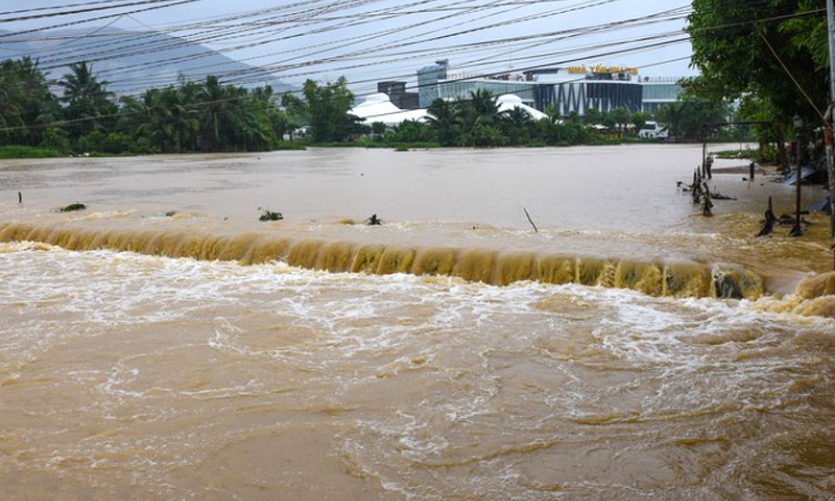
[59,61,117,139]
[500,106,534,146]
[456,89,504,147]
[119,86,198,153]
[246,85,285,149]
[389,119,430,143]
[198,75,239,150]
[457,89,500,130]
[656,96,730,141]
[459,121,506,147]
[425,98,459,146]
[0,58,60,146]
[610,107,631,136]
[687,0,828,127]
[630,111,653,136]
[583,107,603,126]
[736,93,783,149]
[300,77,360,143]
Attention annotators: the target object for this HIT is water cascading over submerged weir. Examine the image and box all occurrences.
[0,221,771,300]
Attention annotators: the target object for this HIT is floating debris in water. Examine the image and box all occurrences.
[258,207,283,222]
[59,203,86,212]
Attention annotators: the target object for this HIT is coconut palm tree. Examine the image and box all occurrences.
[0,57,59,146]
[425,98,459,146]
[59,61,116,138]
[500,106,534,146]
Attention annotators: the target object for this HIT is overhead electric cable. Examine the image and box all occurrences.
[0,0,204,38]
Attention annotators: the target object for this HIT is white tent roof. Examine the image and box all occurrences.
[497,94,548,120]
[351,93,428,126]
[351,92,548,127]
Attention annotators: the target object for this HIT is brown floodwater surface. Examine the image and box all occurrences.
[1,145,834,500]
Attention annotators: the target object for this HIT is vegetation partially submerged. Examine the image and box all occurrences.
[258,208,283,222]
[59,203,87,212]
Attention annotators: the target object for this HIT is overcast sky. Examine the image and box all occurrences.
[1,0,696,95]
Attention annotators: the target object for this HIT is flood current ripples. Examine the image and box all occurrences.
[1,146,834,500]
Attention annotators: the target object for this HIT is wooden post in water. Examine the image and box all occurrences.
[18,191,22,204]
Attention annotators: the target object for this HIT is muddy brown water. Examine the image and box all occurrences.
[1,145,833,500]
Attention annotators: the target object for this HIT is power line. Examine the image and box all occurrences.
[0,0,702,102]
[0,0,200,23]
[0,0,204,38]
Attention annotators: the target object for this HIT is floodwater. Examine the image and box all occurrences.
[1,146,834,500]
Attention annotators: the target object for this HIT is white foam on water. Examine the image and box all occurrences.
[2,246,834,500]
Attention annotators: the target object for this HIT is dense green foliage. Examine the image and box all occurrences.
[388,91,656,148]
[0,58,304,155]
[1,57,677,156]
[655,95,732,141]
[0,57,61,147]
[686,0,829,130]
[277,77,371,143]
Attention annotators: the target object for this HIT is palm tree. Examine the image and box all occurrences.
[468,88,499,119]
[160,87,200,152]
[500,106,534,146]
[198,75,225,150]
[119,86,198,153]
[59,61,116,138]
[425,98,459,146]
[0,57,59,146]
[0,68,24,143]
[120,89,173,152]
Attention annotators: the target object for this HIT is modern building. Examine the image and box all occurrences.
[416,59,450,108]
[377,81,420,110]
[416,61,683,117]
[436,73,538,107]
[524,66,643,115]
[639,77,683,115]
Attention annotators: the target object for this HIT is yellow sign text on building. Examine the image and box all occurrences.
[567,65,639,75]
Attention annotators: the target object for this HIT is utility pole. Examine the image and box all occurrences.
[827,0,835,237]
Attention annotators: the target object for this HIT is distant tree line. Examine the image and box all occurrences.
[0,58,303,156]
[0,56,738,157]
[377,89,741,148]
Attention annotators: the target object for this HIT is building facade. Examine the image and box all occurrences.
[377,81,420,110]
[416,61,683,117]
[640,77,683,115]
[417,59,450,108]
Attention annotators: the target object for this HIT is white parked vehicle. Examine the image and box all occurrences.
[638,121,668,139]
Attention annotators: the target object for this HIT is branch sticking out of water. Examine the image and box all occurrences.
[524,208,538,233]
